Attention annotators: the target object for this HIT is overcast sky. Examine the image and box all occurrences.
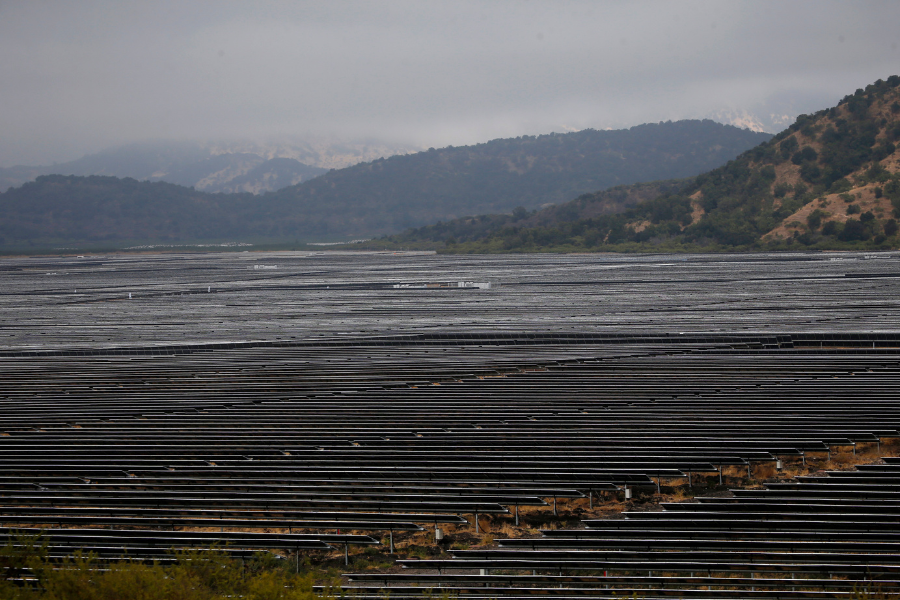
[0,0,898,167]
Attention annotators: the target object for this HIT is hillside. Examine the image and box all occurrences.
[383,76,900,252]
[0,176,255,247]
[0,122,769,248]
[262,121,771,238]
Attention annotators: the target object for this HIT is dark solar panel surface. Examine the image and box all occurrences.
[3,250,900,595]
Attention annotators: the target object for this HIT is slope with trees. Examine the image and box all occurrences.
[262,121,771,239]
[0,122,770,248]
[382,76,900,253]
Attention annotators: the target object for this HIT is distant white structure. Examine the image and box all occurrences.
[392,281,493,289]
[252,265,278,270]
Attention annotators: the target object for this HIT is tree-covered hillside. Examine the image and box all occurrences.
[0,121,769,248]
[0,176,255,246]
[381,76,900,253]
[263,120,770,239]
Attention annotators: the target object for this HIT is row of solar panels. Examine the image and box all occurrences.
[2,334,900,593]
[6,331,900,358]
[1,343,898,499]
[4,251,900,354]
[343,461,900,598]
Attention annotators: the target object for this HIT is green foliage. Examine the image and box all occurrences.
[822,220,840,236]
[791,146,818,165]
[0,534,336,600]
[839,218,870,241]
[779,136,799,159]
[0,176,258,247]
[0,533,48,599]
[773,182,792,198]
[865,163,891,184]
[886,180,900,217]
[382,180,688,248]
[807,209,826,230]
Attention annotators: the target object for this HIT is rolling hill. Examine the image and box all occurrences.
[380,75,900,253]
[0,137,427,194]
[0,121,769,248]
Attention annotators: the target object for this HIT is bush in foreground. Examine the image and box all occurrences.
[0,535,339,600]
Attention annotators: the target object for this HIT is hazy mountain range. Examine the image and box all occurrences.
[0,137,423,194]
[0,120,770,247]
[0,100,811,196]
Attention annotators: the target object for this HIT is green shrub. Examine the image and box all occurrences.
[807,209,827,230]
[822,220,840,236]
[0,534,337,600]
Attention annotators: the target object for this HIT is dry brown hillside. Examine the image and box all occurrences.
[760,86,900,242]
[380,76,900,252]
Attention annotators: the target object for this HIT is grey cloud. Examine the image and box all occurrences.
[0,0,898,166]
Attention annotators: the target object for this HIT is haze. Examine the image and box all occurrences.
[1,0,897,167]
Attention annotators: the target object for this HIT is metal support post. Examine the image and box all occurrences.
[515,504,519,526]
[389,530,394,553]
[553,496,558,516]
[344,543,349,566]
[588,490,593,509]
[718,466,723,485]
[474,512,479,534]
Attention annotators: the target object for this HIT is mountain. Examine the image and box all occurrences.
[0,137,422,194]
[0,176,253,247]
[381,76,900,252]
[158,153,327,194]
[0,121,770,248]
[260,120,771,238]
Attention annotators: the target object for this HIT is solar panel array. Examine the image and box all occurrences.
[362,460,900,598]
[2,250,900,595]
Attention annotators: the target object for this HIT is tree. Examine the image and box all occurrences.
[807,209,826,230]
[838,219,868,241]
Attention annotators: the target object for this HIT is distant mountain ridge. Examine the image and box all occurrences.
[261,120,771,238]
[380,76,900,252]
[0,137,423,194]
[0,120,771,248]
